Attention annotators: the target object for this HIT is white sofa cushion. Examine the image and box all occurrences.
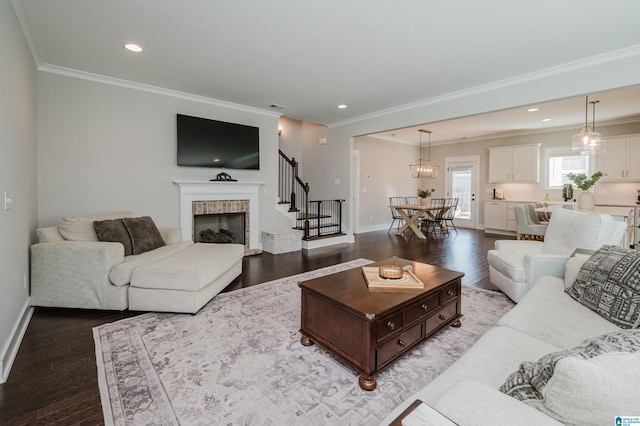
[37,226,65,243]
[380,325,561,425]
[497,277,620,349]
[109,240,194,286]
[130,243,245,291]
[541,208,613,256]
[537,352,640,426]
[433,379,562,426]
[500,330,640,426]
[410,326,559,405]
[57,210,134,241]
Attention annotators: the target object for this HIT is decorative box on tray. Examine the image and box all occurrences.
[361,265,424,290]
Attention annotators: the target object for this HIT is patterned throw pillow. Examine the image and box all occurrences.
[566,244,640,329]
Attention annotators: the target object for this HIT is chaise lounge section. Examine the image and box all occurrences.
[30,211,244,314]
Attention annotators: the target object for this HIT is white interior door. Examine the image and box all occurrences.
[445,156,479,229]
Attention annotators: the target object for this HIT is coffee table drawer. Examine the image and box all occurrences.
[442,282,458,305]
[376,312,403,342]
[405,292,440,324]
[424,302,458,336]
[376,323,422,368]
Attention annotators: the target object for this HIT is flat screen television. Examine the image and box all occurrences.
[177,114,260,170]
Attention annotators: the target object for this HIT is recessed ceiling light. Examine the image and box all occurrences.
[528,108,539,112]
[337,104,347,109]
[124,43,143,53]
[542,118,552,122]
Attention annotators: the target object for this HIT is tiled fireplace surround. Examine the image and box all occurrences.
[174,181,263,253]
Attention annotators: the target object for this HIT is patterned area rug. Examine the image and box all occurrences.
[94,258,514,425]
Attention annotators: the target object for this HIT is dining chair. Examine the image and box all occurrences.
[514,204,547,240]
[404,196,422,219]
[388,197,406,232]
[441,198,459,234]
[422,198,446,235]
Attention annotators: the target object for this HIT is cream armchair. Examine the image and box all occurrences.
[487,207,627,302]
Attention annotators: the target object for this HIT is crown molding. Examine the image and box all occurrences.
[38,64,282,119]
[368,115,640,147]
[328,44,640,129]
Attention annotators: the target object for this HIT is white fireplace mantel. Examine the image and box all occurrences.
[173,181,264,250]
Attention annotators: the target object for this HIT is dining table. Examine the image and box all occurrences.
[389,204,447,239]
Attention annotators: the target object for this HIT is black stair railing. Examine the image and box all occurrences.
[279,150,310,233]
[296,199,345,240]
[278,150,309,213]
[279,150,345,240]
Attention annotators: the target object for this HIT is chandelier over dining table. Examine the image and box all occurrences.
[410,129,440,178]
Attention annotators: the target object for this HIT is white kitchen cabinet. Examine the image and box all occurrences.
[484,201,534,234]
[600,135,640,181]
[484,201,507,231]
[488,144,540,183]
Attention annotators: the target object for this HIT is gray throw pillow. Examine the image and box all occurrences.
[93,219,133,256]
[122,216,165,255]
[566,244,640,329]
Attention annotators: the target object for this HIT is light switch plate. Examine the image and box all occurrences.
[4,191,12,210]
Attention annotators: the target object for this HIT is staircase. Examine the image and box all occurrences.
[278,150,346,246]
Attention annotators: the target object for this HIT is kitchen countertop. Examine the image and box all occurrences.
[485,199,639,208]
[534,205,633,218]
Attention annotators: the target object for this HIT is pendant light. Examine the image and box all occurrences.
[571,96,604,154]
[586,100,605,154]
[409,129,439,178]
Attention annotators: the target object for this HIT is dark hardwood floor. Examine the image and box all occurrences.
[0,228,504,425]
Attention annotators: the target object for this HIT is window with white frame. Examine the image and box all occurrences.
[546,147,590,188]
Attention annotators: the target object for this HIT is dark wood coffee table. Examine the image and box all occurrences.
[299,257,464,390]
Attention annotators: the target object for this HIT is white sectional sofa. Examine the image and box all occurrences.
[382,248,640,426]
[30,211,245,314]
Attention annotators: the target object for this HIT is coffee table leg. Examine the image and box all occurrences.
[300,335,314,346]
[451,319,462,328]
[358,375,377,391]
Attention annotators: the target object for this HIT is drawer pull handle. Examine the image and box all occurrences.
[398,340,406,347]
[387,321,395,330]
[439,314,447,321]
[421,303,428,311]
[447,290,454,296]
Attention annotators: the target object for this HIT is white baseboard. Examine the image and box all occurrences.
[302,234,353,250]
[356,223,392,234]
[1,299,34,383]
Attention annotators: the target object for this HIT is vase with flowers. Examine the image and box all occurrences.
[417,188,435,205]
[567,171,602,210]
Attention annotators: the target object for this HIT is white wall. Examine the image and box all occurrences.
[354,136,422,232]
[0,1,38,382]
[278,117,304,167]
[37,71,291,232]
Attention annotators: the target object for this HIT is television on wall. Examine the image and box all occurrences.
[177,114,260,170]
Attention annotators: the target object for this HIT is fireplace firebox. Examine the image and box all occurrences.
[194,212,245,244]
